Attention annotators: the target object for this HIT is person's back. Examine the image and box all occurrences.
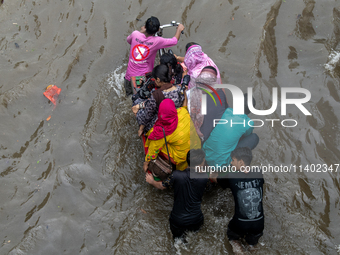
[189,66,226,141]
[169,169,207,226]
[146,149,209,240]
[213,147,264,252]
[145,103,201,171]
[200,89,227,142]
[224,170,264,222]
[126,32,177,80]
[203,107,253,167]
[124,17,184,96]
[165,149,209,240]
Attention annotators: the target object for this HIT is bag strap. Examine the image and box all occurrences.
[161,126,172,168]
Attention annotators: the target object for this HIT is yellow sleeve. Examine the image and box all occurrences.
[145,138,165,162]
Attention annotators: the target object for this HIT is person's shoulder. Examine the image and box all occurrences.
[177,106,189,115]
[253,167,264,179]
[225,171,240,179]
[172,169,189,180]
[146,35,162,43]
[246,167,264,180]
[155,35,175,41]
[173,169,186,176]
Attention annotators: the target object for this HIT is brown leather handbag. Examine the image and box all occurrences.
[148,127,175,181]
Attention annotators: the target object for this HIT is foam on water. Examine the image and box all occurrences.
[107,64,127,99]
[324,50,340,75]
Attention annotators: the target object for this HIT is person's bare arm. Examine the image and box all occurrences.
[132,104,140,115]
[143,161,149,173]
[182,88,188,107]
[174,24,185,41]
[138,125,145,137]
[174,54,185,63]
[145,173,166,190]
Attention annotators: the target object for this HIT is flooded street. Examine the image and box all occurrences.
[0,0,340,254]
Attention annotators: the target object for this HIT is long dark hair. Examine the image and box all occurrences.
[152,64,174,107]
[160,53,183,81]
[152,64,172,83]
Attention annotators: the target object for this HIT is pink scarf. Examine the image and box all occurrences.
[184,45,221,89]
[148,99,178,140]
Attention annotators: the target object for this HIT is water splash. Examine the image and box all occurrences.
[107,64,127,99]
[324,50,340,76]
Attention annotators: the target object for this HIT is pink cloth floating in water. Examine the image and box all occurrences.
[44,85,61,105]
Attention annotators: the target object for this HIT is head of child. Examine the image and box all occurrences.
[230,147,252,173]
[144,16,160,35]
[187,149,205,172]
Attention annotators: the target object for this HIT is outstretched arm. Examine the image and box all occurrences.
[174,24,185,41]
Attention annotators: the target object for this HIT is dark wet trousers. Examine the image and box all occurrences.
[169,218,204,240]
[124,77,134,96]
[227,218,264,245]
[236,133,259,150]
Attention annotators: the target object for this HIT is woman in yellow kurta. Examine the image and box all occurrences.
[143,99,201,171]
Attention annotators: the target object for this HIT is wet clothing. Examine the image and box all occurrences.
[145,106,201,170]
[236,133,259,151]
[200,89,227,142]
[217,170,264,245]
[162,168,209,239]
[170,218,203,240]
[125,31,178,81]
[137,86,184,133]
[227,225,263,245]
[124,77,135,96]
[202,108,255,167]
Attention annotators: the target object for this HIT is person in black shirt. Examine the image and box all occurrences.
[145,149,209,240]
[210,147,264,253]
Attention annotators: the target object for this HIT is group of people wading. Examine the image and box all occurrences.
[125,16,264,254]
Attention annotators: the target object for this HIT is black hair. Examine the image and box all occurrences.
[185,42,199,52]
[202,66,218,75]
[152,64,172,83]
[187,149,206,167]
[145,16,160,35]
[244,93,256,115]
[160,53,183,80]
[230,147,252,166]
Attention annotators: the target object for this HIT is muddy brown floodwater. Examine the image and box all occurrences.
[0,0,340,254]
